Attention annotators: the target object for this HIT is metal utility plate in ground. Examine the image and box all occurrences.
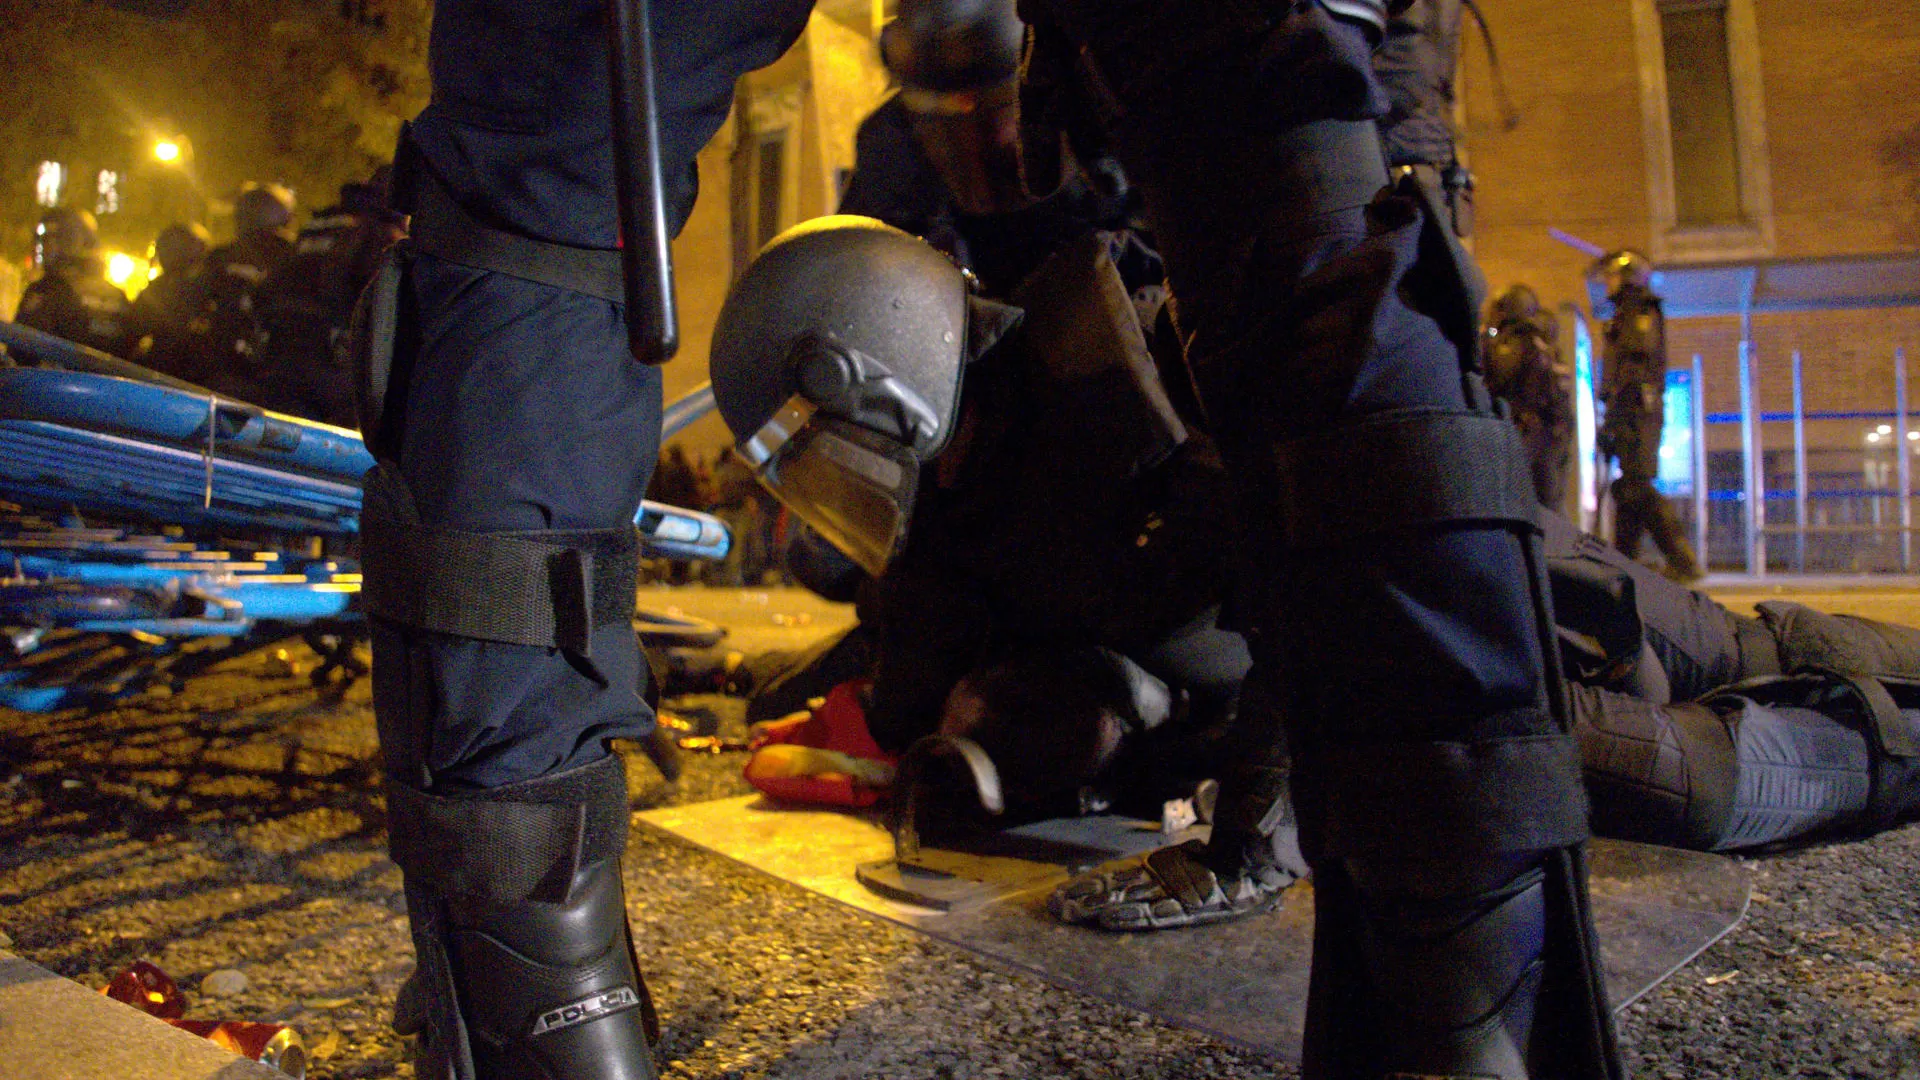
[637,795,1750,1061]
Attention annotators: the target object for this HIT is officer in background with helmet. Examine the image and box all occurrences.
[252,175,406,426]
[1483,283,1574,511]
[132,222,213,380]
[182,182,296,397]
[15,206,141,358]
[1595,249,1702,581]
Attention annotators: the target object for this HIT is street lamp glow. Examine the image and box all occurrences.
[154,140,182,163]
[106,252,138,287]
[1877,424,1893,435]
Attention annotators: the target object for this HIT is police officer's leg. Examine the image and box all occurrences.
[368,257,661,1080]
[1019,2,1616,1075]
[1576,674,1920,849]
[1609,473,1652,564]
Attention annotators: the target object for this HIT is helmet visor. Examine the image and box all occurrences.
[742,399,919,577]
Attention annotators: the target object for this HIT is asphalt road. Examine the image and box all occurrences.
[1,585,1917,1079]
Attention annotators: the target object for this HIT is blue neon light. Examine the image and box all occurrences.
[1654,368,1693,496]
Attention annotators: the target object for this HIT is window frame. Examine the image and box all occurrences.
[1631,0,1775,261]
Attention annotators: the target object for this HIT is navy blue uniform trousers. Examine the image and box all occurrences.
[374,0,811,788]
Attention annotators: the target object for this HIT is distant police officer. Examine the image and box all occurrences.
[1483,284,1574,510]
[15,207,140,358]
[253,178,406,425]
[1596,249,1701,581]
[132,222,213,379]
[183,183,296,398]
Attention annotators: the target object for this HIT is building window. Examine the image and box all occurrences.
[755,131,787,250]
[1661,1,1742,227]
[1632,0,1773,260]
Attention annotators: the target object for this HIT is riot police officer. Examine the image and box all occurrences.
[14,207,141,358]
[713,1,1619,1076]
[1483,284,1574,510]
[1596,249,1702,581]
[252,178,406,425]
[1376,0,1474,238]
[712,217,1244,808]
[132,222,212,380]
[181,183,296,398]
[839,94,1144,301]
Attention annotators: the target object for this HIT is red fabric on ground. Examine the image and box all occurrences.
[744,679,896,808]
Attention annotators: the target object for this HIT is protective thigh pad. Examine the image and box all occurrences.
[1572,684,1734,850]
[360,464,639,658]
[1274,409,1590,863]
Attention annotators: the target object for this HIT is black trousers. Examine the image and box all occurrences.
[374,0,811,788]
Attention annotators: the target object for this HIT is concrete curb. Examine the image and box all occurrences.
[0,951,283,1080]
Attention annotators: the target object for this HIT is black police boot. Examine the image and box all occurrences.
[387,754,657,1080]
[1321,853,1552,1079]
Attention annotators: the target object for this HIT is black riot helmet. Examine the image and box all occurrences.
[1487,283,1541,326]
[34,206,99,269]
[1591,249,1653,299]
[880,0,1030,214]
[152,222,212,274]
[710,216,971,576]
[233,182,296,239]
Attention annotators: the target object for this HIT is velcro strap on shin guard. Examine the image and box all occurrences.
[360,464,639,655]
[386,755,631,906]
[1270,410,1539,550]
[1308,722,1590,859]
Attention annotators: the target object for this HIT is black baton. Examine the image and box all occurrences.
[609,0,678,365]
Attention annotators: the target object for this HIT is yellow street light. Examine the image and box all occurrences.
[105,251,150,299]
[154,139,183,164]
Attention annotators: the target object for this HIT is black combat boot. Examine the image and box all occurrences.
[388,754,658,1080]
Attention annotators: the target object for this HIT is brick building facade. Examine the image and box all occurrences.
[1460,0,1920,568]
[664,1,1920,567]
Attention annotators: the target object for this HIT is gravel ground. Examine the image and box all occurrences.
[3,586,1919,1079]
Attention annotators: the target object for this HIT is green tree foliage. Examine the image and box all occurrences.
[0,0,429,259]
